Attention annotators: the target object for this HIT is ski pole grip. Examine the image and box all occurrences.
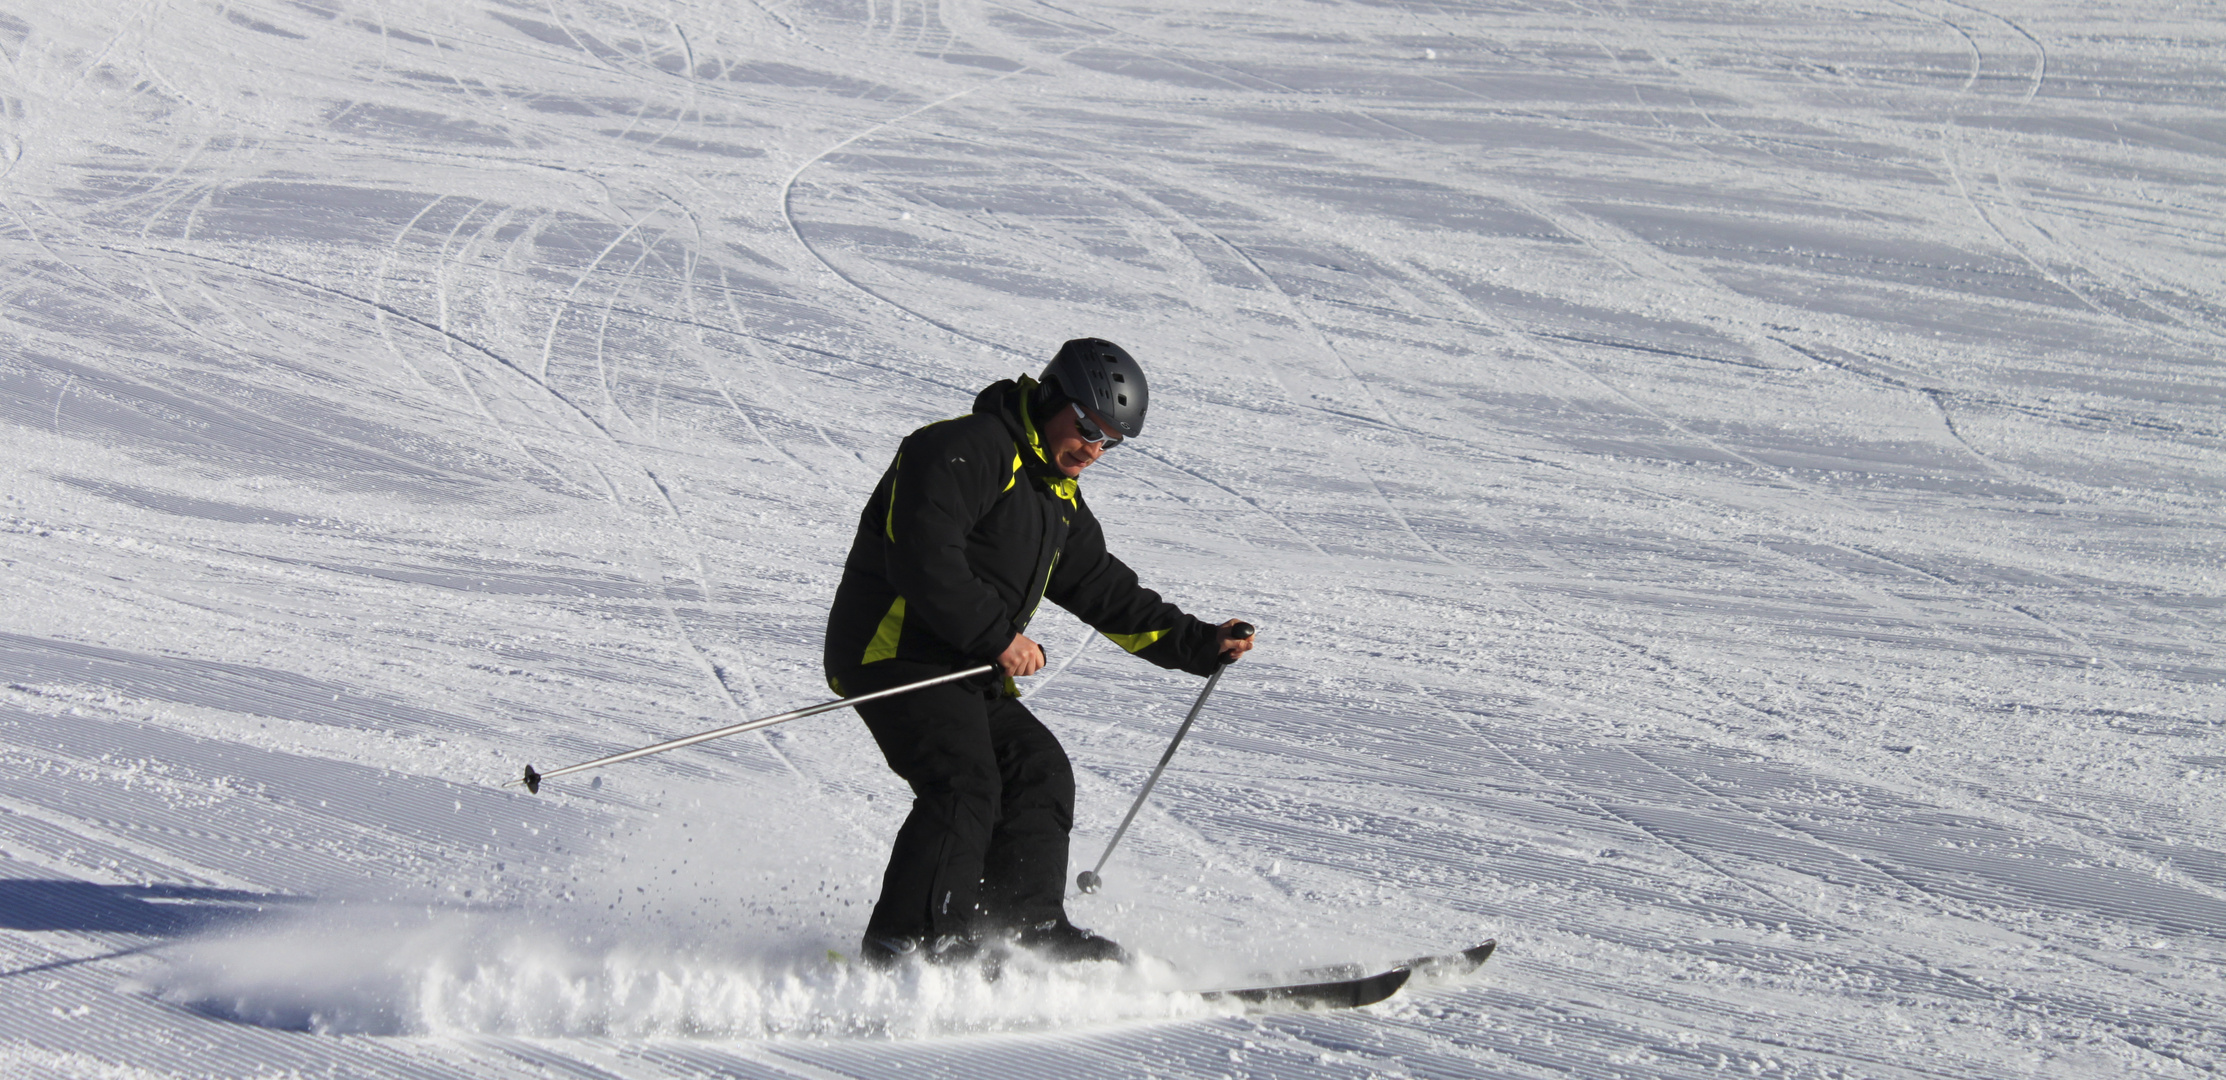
[1216,621,1255,667]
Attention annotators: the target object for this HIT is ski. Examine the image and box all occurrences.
[1199,940,1496,1012]
[1204,965,1410,1010]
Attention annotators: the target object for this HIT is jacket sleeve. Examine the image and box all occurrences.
[1047,493,1222,677]
[881,425,1015,662]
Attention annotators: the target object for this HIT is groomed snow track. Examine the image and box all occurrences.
[2,2,2222,1077]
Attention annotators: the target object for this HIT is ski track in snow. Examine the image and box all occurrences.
[2,1,2223,1077]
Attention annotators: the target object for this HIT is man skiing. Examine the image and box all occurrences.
[823,338,1255,967]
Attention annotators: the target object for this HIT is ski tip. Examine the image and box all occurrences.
[1365,966,1413,1007]
[1404,939,1499,981]
[521,765,541,794]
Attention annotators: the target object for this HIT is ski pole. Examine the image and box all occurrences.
[512,663,998,793]
[1075,622,1253,894]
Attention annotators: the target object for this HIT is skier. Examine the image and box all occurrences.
[823,338,1255,967]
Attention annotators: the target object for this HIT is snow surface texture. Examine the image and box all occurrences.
[0,0,2221,1075]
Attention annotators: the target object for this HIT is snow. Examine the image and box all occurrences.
[1,0,2221,1076]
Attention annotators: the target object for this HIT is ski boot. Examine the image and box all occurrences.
[859,931,983,968]
[1011,918,1129,964]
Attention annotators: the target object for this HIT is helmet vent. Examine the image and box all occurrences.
[1118,394,1128,405]
[1112,373,1125,383]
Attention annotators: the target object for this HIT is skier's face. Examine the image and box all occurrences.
[1044,402,1117,477]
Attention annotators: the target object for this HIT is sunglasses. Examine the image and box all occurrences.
[1071,403,1123,448]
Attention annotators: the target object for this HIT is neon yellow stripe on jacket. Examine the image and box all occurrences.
[1102,628,1168,653]
[1015,379,1079,507]
[863,596,906,664]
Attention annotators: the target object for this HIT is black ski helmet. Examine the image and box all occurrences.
[1041,338,1148,439]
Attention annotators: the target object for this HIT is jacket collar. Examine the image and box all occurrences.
[977,376,1079,504]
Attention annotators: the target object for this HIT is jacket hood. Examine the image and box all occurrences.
[971,378,1021,426]
[974,377,1044,463]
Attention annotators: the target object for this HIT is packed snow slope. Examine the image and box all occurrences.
[3,0,2222,1076]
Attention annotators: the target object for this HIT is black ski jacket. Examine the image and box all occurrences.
[823,377,1221,694]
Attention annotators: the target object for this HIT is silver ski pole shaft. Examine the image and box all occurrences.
[1076,623,1253,894]
[512,663,998,793]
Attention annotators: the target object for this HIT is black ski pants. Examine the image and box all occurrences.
[851,671,1074,942]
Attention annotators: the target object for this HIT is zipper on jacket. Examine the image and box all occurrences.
[1024,550,1060,627]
